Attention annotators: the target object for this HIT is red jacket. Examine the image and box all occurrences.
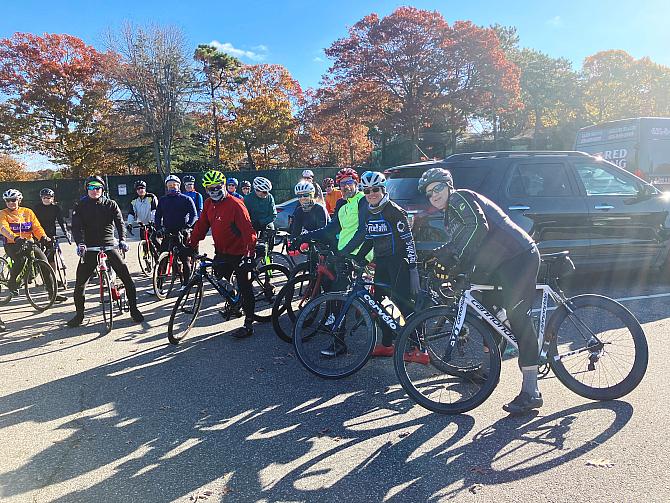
[189,196,257,255]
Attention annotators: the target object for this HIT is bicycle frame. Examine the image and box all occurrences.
[192,256,241,304]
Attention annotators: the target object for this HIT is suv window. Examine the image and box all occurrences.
[574,162,638,196]
[508,163,573,197]
[448,165,492,191]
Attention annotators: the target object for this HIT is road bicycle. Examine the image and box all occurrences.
[254,227,294,273]
[49,235,70,290]
[167,253,290,344]
[274,230,308,276]
[86,246,129,333]
[394,251,649,414]
[0,240,57,311]
[134,223,159,277]
[153,230,192,300]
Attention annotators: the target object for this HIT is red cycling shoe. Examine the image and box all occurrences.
[403,348,430,365]
[371,344,394,357]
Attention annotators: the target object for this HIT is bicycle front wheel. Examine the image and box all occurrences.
[55,250,68,290]
[25,259,57,312]
[0,256,10,283]
[153,252,176,300]
[394,306,501,414]
[138,240,155,277]
[168,277,204,344]
[546,294,648,400]
[294,292,376,379]
[100,272,114,333]
[251,263,290,322]
[272,273,318,343]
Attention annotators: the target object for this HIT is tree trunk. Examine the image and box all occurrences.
[244,140,256,170]
[211,83,220,165]
[153,138,164,178]
[493,113,499,150]
[533,109,543,150]
[410,122,420,162]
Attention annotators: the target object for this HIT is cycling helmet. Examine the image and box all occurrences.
[302,169,314,178]
[322,177,334,188]
[183,175,195,184]
[85,175,105,188]
[227,177,239,187]
[134,180,147,189]
[240,180,251,189]
[40,188,55,197]
[417,167,453,194]
[295,181,315,196]
[202,170,226,187]
[3,188,22,201]
[359,171,386,189]
[164,174,181,185]
[253,177,272,192]
[335,167,359,185]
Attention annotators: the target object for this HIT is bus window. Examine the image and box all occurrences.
[649,139,670,175]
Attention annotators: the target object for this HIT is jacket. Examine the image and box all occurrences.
[184,190,204,217]
[325,188,343,215]
[127,193,158,225]
[289,203,329,239]
[0,207,47,244]
[155,192,197,232]
[243,192,276,229]
[32,203,67,237]
[71,196,125,247]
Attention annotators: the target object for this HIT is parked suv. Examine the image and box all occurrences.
[385,151,670,271]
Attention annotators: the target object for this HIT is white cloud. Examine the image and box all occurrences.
[208,40,267,61]
[547,16,563,27]
[313,56,324,63]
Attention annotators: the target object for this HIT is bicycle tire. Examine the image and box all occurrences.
[293,292,376,379]
[546,294,648,401]
[0,256,10,283]
[25,259,57,312]
[100,271,114,333]
[394,306,502,414]
[153,251,176,300]
[55,249,68,290]
[138,240,154,277]
[167,277,204,344]
[272,273,318,343]
[250,263,290,322]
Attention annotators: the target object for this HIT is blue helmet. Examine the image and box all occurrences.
[227,177,239,187]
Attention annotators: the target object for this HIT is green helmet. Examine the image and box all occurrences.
[202,170,225,187]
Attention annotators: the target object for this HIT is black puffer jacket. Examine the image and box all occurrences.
[72,196,125,247]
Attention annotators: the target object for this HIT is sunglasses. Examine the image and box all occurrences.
[298,193,314,198]
[363,187,382,195]
[87,185,104,191]
[425,182,448,198]
[339,179,356,187]
[41,195,54,198]
[256,190,268,194]
[4,198,18,203]
[206,185,223,192]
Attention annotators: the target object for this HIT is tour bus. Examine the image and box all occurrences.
[575,117,670,188]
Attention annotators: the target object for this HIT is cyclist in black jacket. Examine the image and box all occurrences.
[67,176,144,327]
[33,188,70,298]
[418,167,541,415]
[289,181,329,241]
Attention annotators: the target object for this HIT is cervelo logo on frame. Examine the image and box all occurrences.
[362,293,398,330]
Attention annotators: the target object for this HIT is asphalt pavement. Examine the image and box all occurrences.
[1,236,669,502]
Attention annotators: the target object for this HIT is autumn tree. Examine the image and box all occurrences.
[0,154,33,181]
[0,33,119,177]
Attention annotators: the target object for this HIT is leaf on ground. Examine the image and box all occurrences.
[199,409,208,415]
[221,486,233,495]
[470,466,488,475]
[203,491,212,496]
[255,367,265,372]
[398,432,410,438]
[318,428,331,436]
[469,484,483,494]
[586,458,614,468]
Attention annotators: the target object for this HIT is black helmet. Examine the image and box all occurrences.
[417,168,453,194]
[40,188,55,197]
[85,175,105,189]
[240,180,251,188]
[183,175,196,184]
[134,180,147,189]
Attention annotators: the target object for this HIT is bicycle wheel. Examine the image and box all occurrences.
[55,250,68,290]
[100,272,114,333]
[153,251,176,300]
[272,273,320,343]
[0,256,9,283]
[546,294,648,401]
[251,263,290,322]
[137,240,155,277]
[294,292,376,379]
[167,277,204,344]
[24,259,57,312]
[394,306,501,414]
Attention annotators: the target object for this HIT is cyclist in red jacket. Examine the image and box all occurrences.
[188,170,258,338]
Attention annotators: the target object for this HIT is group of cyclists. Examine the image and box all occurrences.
[0,165,545,415]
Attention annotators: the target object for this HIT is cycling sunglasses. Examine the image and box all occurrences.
[206,185,223,192]
[87,185,104,191]
[363,187,382,195]
[425,182,448,198]
[298,193,315,198]
[339,179,357,187]
[4,198,18,203]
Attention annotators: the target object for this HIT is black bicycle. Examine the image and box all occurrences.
[0,240,57,312]
[153,230,192,300]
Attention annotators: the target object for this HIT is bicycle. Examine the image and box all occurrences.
[86,246,129,333]
[0,240,57,312]
[274,230,308,276]
[135,222,159,277]
[394,251,649,414]
[254,227,294,272]
[167,253,290,344]
[153,230,192,300]
[50,235,70,290]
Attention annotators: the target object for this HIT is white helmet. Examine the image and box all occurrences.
[253,177,272,192]
[3,188,22,201]
[302,169,314,178]
[164,174,181,185]
[359,171,386,189]
[294,181,315,196]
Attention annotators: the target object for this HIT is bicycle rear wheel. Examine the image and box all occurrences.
[294,292,376,379]
[168,277,204,344]
[272,273,319,343]
[153,251,176,300]
[251,263,290,322]
[25,259,57,312]
[54,249,68,290]
[100,272,114,333]
[0,256,9,283]
[394,306,501,414]
[138,240,155,277]
[546,294,648,400]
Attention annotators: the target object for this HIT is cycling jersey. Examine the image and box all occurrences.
[32,203,67,237]
[243,192,277,230]
[155,192,197,232]
[184,190,204,217]
[0,207,47,244]
[71,196,126,247]
[228,191,243,200]
[289,203,329,239]
[127,193,158,225]
[325,188,343,215]
[189,195,257,256]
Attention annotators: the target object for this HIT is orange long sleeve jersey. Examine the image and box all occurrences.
[0,207,47,244]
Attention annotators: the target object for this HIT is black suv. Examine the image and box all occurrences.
[385,151,670,271]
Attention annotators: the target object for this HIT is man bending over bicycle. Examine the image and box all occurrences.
[188,170,258,339]
[33,188,69,300]
[155,175,197,290]
[68,176,144,327]
[0,189,54,300]
[418,167,541,415]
